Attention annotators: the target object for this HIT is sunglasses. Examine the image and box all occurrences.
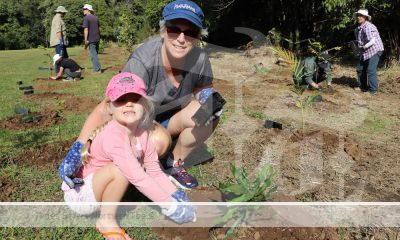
[166,26,200,39]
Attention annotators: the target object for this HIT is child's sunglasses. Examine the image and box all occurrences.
[166,26,200,39]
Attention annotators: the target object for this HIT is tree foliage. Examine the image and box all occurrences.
[0,0,399,63]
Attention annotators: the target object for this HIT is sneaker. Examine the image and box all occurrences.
[169,166,198,190]
[369,91,378,95]
[63,77,74,82]
[354,87,361,91]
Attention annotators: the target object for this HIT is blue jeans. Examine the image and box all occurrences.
[356,51,382,93]
[64,68,81,78]
[88,42,101,72]
[54,44,69,73]
[55,44,68,58]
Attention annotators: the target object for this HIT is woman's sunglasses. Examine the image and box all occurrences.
[166,26,200,39]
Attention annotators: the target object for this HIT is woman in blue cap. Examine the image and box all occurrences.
[59,1,222,191]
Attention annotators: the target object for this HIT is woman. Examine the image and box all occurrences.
[353,8,384,95]
[60,0,222,190]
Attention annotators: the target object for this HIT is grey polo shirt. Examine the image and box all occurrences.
[122,37,213,121]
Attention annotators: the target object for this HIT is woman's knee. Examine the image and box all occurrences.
[169,101,200,130]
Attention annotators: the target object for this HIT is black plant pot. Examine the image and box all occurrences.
[264,120,283,129]
[312,95,323,102]
[14,107,30,115]
[24,90,34,95]
[19,86,33,90]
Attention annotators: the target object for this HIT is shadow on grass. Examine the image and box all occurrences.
[14,129,52,150]
[332,76,358,88]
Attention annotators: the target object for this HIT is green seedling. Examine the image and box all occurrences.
[54,100,65,141]
[38,45,54,79]
[294,91,320,134]
[270,46,321,134]
[213,163,277,239]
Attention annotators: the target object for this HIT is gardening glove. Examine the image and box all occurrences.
[58,141,84,189]
[199,88,215,104]
[59,38,64,46]
[198,88,224,126]
[172,190,190,202]
[171,190,196,212]
[162,197,196,224]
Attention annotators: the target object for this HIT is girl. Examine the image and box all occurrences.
[61,72,196,240]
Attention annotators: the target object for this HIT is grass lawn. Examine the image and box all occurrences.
[0,46,165,239]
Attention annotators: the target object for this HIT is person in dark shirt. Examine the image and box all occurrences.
[82,4,101,73]
[51,54,82,81]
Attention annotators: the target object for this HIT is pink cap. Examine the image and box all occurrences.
[106,72,147,101]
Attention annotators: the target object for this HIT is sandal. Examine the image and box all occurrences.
[96,227,128,239]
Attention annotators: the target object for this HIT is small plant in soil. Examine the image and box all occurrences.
[38,45,54,79]
[54,100,65,141]
[213,163,277,239]
[270,46,321,134]
[253,63,269,75]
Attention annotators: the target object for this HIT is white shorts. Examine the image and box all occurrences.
[64,173,100,215]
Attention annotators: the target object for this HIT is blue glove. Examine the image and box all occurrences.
[172,190,195,212]
[199,88,215,104]
[198,88,224,126]
[59,38,64,46]
[172,190,190,202]
[162,191,196,224]
[58,141,84,189]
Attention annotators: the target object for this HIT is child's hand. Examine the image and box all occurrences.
[162,199,196,224]
[59,141,84,189]
[171,190,190,202]
[171,190,196,211]
[162,191,196,224]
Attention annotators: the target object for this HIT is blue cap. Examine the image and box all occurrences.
[162,0,204,28]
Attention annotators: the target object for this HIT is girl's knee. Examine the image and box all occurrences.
[150,125,172,157]
[106,165,129,183]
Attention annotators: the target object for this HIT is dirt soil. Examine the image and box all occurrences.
[34,82,73,92]
[10,138,74,167]
[153,188,340,239]
[8,45,400,239]
[23,92,71,101]
[63,96,100,113]
[379,76,400,95]
[0,176,20,202]
[0,108,64,130]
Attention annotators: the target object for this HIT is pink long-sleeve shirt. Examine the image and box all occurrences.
[63,120,177,204]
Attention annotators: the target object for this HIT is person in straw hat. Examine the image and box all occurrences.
[50,6,69,58]
[50,6,69,74]
[353,8,384,95]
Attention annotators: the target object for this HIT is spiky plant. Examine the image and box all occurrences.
[213,163,277,239]
[270,46,320,133]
